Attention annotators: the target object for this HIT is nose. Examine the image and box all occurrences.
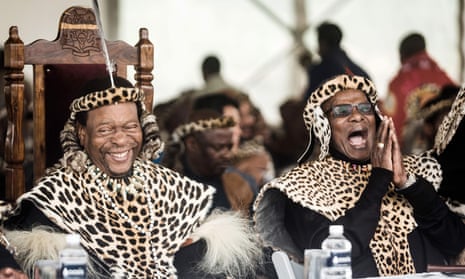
[348,106,364,120]
[111,129,128,144]
[219,146,233,161]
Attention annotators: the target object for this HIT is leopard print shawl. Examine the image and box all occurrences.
[254,153,441,276]
[15,159,214,278]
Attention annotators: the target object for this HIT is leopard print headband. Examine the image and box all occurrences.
[170,116,236,143]
[299,74,382,163]
[59,87,164,172]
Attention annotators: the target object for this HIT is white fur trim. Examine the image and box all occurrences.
[313,107,330,160]
[4,227,66,275]
[0,201,13,222]
[191,209,263,278]
[445,199,465,218]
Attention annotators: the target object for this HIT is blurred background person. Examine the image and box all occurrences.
[403,84,459,154]
[192,92,274,214]
[301,21,370,101]
[195,55,241,97]
[162,108,237,212]
[380,32,456,150]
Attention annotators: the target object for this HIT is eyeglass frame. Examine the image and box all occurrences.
[325,102,374,118]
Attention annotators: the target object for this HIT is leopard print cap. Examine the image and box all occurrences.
[299,74,382,162]
[59,87,164,172]
[170,116,236,143]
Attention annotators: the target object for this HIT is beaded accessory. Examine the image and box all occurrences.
[343,161,372,174]
[89,160,160,266]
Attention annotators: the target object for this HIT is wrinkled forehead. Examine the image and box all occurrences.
[198,127,233,139]
[194,127,234,148]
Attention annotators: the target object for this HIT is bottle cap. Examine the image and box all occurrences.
[66,233,81,245]
[329,225,343,235]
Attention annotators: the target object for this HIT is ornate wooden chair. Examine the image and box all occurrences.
[3,6,154,202]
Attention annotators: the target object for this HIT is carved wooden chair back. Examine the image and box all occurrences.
[3,6,154,201]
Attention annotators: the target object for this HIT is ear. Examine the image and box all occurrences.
[77,123,86,147]
[184,135,198,152]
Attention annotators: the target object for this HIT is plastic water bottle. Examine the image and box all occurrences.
[320,225,352,279]
[59,234,88,279]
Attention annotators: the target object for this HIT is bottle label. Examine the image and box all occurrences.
[61,264,87,279]
[326,251,351,267]
[320,266,352,279]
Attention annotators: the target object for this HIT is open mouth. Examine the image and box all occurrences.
[109,150,130,162]
[348,128,368,149]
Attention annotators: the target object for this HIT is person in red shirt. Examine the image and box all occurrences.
[380,33,455,151]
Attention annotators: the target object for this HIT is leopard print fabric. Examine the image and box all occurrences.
[254,153,442,276]
[170,116,235,144]
[434,85,465,155]
[433,85,465,216]
[15,159,214,278]
[255,74,444,276]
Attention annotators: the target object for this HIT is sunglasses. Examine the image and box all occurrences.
[326,103,374,118]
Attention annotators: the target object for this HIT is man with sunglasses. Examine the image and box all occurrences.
[254,74,465,278]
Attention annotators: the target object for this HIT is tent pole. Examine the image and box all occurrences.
[459,0,464,83]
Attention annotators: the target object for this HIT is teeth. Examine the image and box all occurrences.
[349,135,364,145]
[112,151,129,158]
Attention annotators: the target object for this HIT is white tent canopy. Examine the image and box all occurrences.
[119,0,463,125]
[2,0,463,125]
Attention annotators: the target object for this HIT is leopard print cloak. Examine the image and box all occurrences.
[254,153,442,276]
[3,83,263,278]
[13,158,214,278]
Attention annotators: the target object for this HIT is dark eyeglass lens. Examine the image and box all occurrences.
[357,103,373,114]
[331,103,373,117]
[333,105,352,117]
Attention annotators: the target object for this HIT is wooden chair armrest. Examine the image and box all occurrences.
[427,264,465,273]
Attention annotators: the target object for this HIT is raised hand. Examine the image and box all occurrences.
[389,118,408,188]
[371,117,408,188]
[371,116,393,170]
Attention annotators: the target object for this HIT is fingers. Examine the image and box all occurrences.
[371,117,407,186]
[390,119,400,154]
[376,116,394,153]
[389,119,407,187]
[377,116,389,147]
[371,117,392,169]
[373,117,402,170]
